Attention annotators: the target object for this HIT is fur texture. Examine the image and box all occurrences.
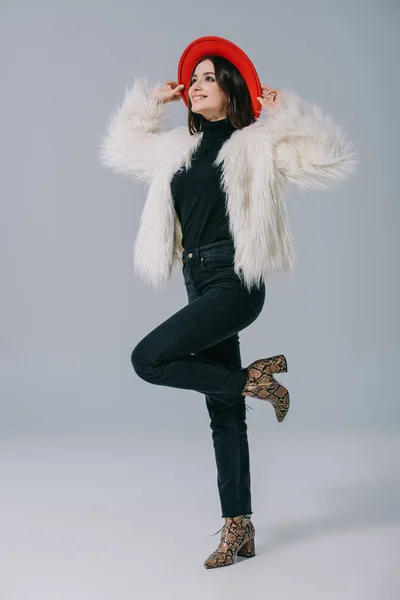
[99,77,357,292]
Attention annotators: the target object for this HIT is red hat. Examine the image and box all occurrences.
[177,35,263,119]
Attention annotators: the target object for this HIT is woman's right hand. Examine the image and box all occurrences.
[152,81,185,104]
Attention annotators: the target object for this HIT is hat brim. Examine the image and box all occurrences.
[177,35,262,119]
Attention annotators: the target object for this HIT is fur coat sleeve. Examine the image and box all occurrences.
[265,90,357,189]
[99,78,173,185]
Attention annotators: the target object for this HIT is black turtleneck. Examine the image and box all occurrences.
[170,116,236,251]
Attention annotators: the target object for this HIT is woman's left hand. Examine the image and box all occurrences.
[257,84,282,111]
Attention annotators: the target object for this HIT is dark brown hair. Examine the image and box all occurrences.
[187,55,256,135]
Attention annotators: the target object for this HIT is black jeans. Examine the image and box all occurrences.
[131,239,266,517]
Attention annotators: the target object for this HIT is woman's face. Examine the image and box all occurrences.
[188,59,229,122]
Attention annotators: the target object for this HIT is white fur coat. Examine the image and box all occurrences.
[99,77,357,292]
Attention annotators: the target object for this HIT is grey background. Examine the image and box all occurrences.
[0,1,399,599]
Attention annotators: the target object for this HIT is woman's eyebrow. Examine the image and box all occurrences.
[191,72,215,78]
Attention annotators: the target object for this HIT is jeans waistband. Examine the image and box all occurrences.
[182,239,235,260]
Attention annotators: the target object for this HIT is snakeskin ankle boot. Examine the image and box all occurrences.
[242,354,290,422]
[204,514,256,569]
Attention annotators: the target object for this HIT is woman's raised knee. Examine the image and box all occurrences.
[131,341,156,382]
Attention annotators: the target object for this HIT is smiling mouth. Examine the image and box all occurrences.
[192,97,207,101]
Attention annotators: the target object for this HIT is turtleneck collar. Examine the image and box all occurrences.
[200,116,236,141]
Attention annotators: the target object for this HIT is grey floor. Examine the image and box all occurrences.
[0,427,398,600]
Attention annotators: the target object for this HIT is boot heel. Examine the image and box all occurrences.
[237,537,255,558]
[265,354,287,374]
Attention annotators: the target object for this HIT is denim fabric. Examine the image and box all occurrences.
[131,238,266,517]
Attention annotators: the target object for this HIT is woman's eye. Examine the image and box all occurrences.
[190,76,214,85]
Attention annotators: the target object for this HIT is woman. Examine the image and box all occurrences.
[99,36,356,569]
